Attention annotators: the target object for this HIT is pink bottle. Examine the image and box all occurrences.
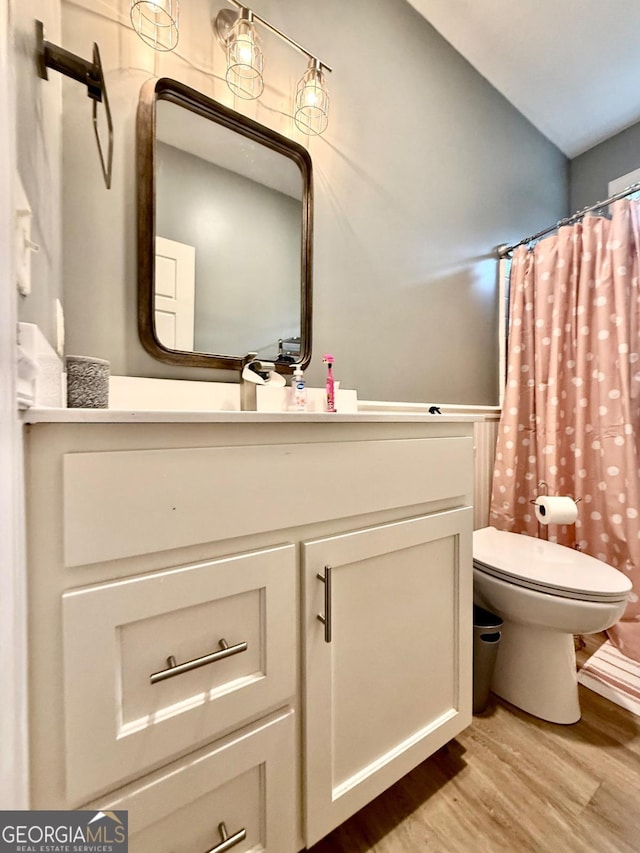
[323,354,336,412]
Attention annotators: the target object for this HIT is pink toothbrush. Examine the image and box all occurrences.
[323,354,336,412]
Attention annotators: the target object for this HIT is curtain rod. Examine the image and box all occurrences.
[497,180,640,258]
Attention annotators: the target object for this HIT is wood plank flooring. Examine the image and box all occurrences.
[309,634,640,853]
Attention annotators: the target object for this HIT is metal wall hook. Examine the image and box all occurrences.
[35,20,113,189]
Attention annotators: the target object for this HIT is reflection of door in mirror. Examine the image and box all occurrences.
[154,236,196,351]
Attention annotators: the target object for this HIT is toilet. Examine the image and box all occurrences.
[473,526,632,724]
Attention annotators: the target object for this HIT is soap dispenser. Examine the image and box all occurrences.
[289,365,307,411]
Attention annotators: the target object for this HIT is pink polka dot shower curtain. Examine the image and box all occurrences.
[490,199,640,660]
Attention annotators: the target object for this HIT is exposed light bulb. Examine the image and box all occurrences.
[235,34,254,64]
[225,15,264,100]
[302,87,320,108]
[295,59,329,136]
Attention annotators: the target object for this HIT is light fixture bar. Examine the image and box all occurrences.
[225,0,332,73]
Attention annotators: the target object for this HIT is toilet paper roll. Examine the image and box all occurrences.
[534,495,578,525]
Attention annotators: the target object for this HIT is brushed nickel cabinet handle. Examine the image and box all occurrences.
[316,565,332,643]
[150,638,248,685]
[206,822,247,853]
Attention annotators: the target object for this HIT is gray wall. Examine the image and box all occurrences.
[570,121,640,212]
[59,0,568,404]
[156,143,301,356]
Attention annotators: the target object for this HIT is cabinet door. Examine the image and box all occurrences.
[62,544,296,805]
[302,508,473,846]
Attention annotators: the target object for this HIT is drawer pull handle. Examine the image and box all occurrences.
[316,565,332,643]
[150,638,248,684]
[206,822,247,853]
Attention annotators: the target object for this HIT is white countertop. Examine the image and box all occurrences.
[22,407,481,425]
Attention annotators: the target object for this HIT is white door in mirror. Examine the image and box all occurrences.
[154,236,195,350]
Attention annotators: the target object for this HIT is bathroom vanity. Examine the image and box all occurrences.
[23,410,474,851]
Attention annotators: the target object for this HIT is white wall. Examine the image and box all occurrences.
[14,0,62,346]
[59,0,567,405]
[0,0,24,809]
[4,0,63,806]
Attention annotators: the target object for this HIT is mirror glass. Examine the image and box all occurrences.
[137,79,313,370]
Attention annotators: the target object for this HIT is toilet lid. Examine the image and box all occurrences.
[473,527,632,602]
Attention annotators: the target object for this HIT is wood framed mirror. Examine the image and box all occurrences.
[137,77,313,370]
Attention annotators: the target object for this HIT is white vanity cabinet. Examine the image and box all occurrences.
[23,412,475,850]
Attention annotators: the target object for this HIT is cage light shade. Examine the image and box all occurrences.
[294,59,329,135]
[131,0,179,51]
[225,17,264,100]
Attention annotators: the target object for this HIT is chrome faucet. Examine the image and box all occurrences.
[240,353,279,411]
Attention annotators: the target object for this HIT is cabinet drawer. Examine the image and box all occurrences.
[62,544,296,805]
[85,709,296,853]
[63,437,473,566]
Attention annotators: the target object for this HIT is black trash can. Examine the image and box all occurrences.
[473,604,503,714]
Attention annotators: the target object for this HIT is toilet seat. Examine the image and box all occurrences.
[473,527,632,603]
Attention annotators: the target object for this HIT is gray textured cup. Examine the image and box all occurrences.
[65,355,110,408]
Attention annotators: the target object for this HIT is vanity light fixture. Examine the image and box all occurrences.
[213,0,331,134]
[223,6,264,99]
[294,57,329,136]
[130,0,180,52]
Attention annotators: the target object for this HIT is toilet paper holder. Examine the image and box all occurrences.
[529,480,582,506]
[529,483,581,528]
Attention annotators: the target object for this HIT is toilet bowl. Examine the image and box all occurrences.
[473,527,632,724]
